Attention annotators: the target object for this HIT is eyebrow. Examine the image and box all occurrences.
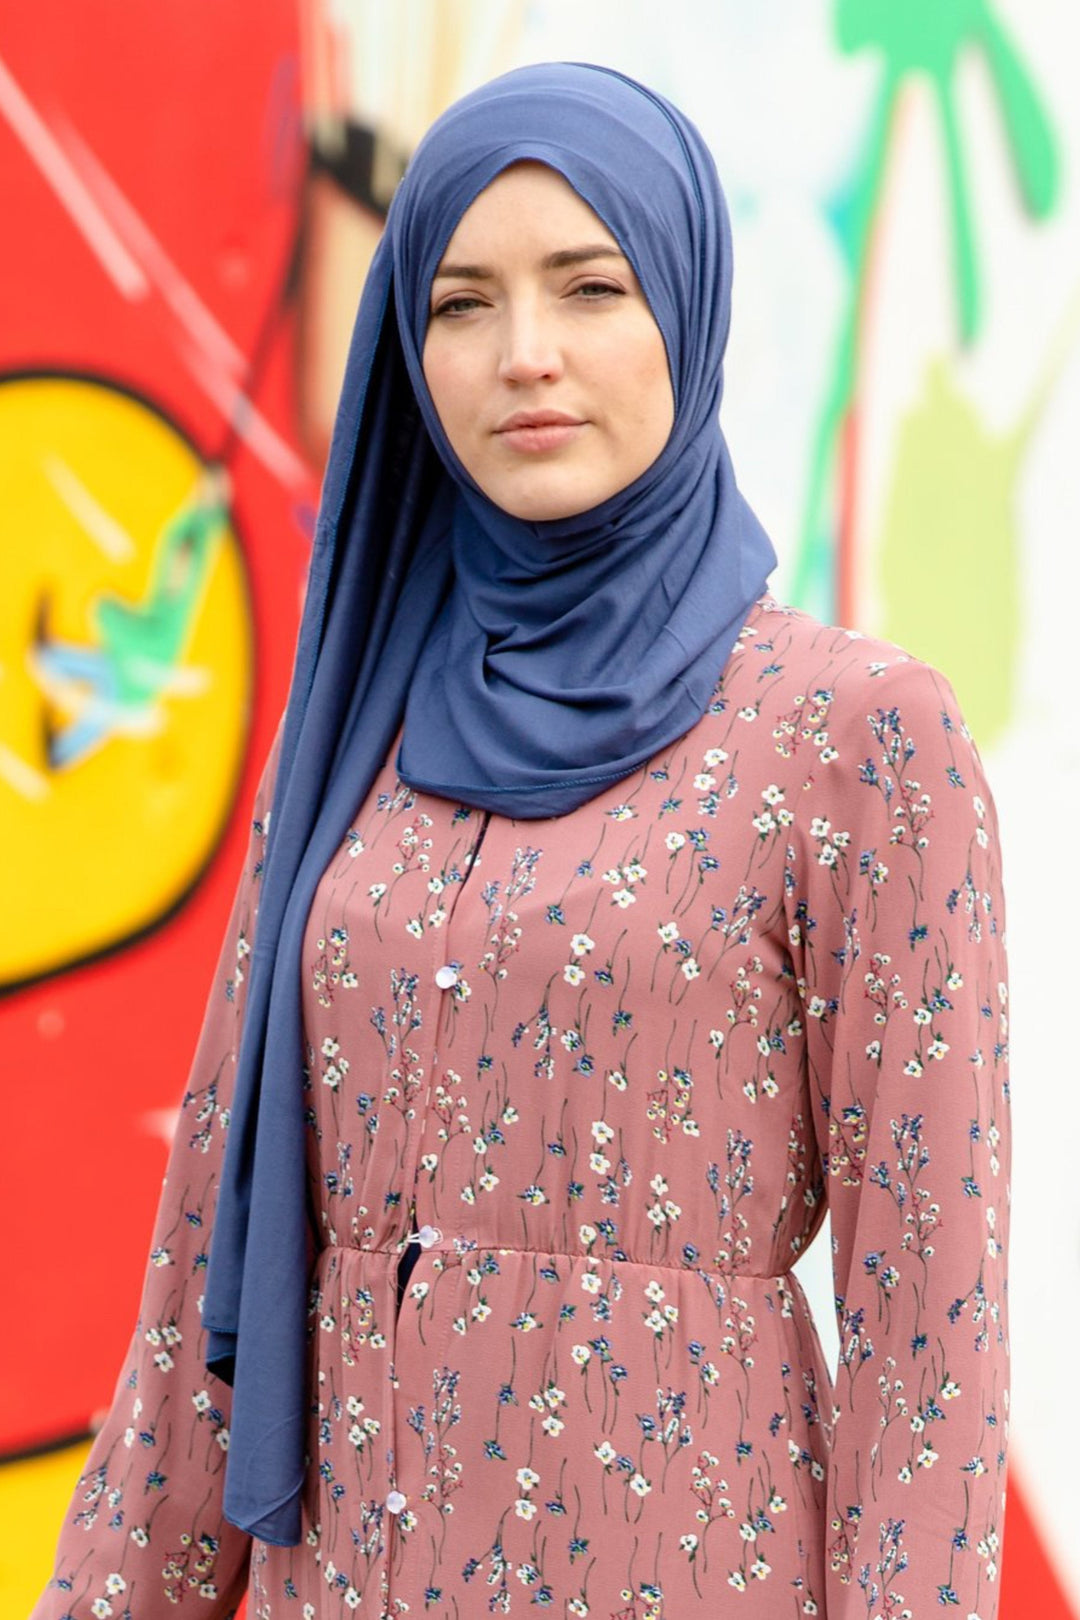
[432,244,625,280]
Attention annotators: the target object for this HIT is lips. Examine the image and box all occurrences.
[495,409,585,453]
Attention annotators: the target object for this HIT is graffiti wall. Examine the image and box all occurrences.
[1,1,1077,1615]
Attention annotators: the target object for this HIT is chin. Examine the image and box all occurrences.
[500,498,591,522]
[483,475,607,524]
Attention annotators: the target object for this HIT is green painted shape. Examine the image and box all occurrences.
[837,0,986,76]
[793,69,898,615]
[878,357,1021,749]
[979,7,1059,215]
[834,0,1058,343]
[791,0,1060,615]
[934,74,980,342]
[93,492,227,705]
[879,285,1080,747]
[822,173,861,271]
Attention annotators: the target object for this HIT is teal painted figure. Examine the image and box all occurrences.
[32,465,230,768]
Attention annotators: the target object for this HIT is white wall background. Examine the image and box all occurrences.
[331,0,1080,1597]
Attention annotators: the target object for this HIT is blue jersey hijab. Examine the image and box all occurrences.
[202,61,776,1544]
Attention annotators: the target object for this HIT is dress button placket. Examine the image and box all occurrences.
[403,1221,443,1251]
[386,816,486,1593]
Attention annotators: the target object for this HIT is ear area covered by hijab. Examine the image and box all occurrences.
[201,61,776,1545]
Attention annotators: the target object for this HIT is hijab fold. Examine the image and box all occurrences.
[202,61,776,1545]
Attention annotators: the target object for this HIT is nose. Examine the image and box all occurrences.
[496,298,564,385]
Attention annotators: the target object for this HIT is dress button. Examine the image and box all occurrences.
[434,963,458,990]
[386,1489,407,1514]
[417,1224,442,1248]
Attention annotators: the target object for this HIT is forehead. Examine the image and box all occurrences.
[438,162,620,261]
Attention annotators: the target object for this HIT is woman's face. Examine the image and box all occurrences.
[422,162,675,522]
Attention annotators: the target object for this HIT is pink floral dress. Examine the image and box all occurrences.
[35,596,1010,1620]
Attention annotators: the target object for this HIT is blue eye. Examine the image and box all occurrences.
[432,295,485,318]
[574,281,623,300]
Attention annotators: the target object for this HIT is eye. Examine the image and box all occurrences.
[431,293,487,318]
[571,280,625,302]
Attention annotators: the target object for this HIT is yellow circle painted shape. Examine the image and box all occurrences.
[0,1439,93,1613]
[0,375,252,987]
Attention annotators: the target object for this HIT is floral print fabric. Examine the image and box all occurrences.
[35,596,1009,1619]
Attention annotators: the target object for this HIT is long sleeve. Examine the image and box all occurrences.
[785,658,1010,1619]
[32,724,283,1620]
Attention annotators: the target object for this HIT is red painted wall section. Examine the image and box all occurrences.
[0,0,316,1453]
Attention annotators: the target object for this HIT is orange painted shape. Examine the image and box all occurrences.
[1002,1468,1079,1620]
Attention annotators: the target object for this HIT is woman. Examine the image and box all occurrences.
[35,63,1009,1620]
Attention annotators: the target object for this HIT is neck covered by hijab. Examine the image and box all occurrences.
[201,61,777,1545]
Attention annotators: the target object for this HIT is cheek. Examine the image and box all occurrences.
[614,330,674,446]
[589,313,673,426]
[421,341,473,441]
[639,330,675,418]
